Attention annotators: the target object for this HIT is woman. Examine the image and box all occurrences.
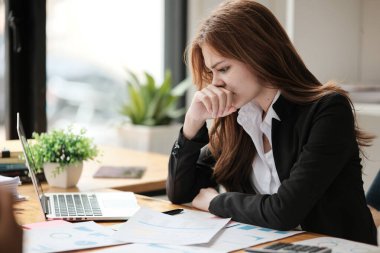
[166,0,377,245]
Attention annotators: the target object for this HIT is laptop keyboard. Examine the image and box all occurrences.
[53,194,103,217]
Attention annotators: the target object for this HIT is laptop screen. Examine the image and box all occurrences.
[16,113,45,199]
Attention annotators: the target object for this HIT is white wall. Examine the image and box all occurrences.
[187,0,223,42]
[292,0,380,84]
[187,0,287,44]
[360,0,380,84]
[293,0,362,84]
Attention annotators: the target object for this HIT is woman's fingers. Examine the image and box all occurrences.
[207,85,227,117]
[202,88,219,118]
[223,88,233,115]
[221,105,237,117]
[195,86,235,119]
[195,91,212,114]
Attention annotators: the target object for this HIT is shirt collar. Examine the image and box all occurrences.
[237,90,281,129]
[263,90,281,126]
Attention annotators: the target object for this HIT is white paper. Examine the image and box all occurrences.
[110,208,304,252]
[113,207,231,245]
[95,243,224,253]
[0,175,22,199]
[193,221,304,252]
[24,221,126,253]
[298,236,380,253]
[0,175,21,185]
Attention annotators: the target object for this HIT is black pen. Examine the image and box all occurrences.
[162,208,184,215]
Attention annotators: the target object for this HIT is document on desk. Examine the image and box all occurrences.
[113,207,231,245]
[95,243,224,253]
[110,208,303,252]
[193,221,304,252]
[23,221,126,253]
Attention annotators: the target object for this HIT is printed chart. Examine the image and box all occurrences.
[113,207,231,245]
[24,221,125,253]
[193,222,304,252]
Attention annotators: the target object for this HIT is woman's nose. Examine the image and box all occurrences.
[212,82,225,88]
[211,76,225,88]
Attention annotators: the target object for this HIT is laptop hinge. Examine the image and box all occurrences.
[41,195,50,215]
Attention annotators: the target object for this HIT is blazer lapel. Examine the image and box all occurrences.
[271,95,299,182]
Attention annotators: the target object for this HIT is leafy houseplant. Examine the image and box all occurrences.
[29,127,98,188]
[120,70,191,126]
[118,70,191,154]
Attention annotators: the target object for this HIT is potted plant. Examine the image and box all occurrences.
[29,127,98,188]
[119,70,191,154]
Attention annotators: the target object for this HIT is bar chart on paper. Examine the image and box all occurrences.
[24,221,125,253]
[193,222,305,252]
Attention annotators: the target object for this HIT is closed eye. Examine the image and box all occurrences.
[218,66,230,73]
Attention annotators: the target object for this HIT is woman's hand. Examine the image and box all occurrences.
[192,187,219,212]
[189,85,236,120]
[183,85,237,139]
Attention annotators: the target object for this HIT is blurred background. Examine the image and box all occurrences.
[0,0,164,145]
[0,0,379,191]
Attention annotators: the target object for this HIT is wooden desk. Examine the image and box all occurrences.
[1,140,169,193]
[78,145,168,193]
[15,184,321,252]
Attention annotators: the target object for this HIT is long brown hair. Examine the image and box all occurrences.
[186,0,373,192]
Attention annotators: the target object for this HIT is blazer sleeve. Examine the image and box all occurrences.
[166,123,218,204]
[209,94,357,230]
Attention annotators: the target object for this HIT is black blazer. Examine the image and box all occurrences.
[166,93,377,245]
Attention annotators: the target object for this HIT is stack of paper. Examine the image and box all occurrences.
[111,208,304,252]
[23,208,307,253]
[0,175,25,201]
[113,207,231,245]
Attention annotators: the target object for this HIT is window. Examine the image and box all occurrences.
[46,0,164,145]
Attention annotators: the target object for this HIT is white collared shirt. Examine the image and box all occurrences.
[237,91,281,195]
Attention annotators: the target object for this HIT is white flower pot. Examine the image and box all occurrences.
[118,123,182,154]
[43,162,83,188]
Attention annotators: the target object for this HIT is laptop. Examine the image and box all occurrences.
[16,113,140,221]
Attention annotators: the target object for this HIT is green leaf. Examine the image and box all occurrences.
[127,84,146,123]
[155,96,177,122]
[28,127,99,175]
[158,70,172,96]
[125,69,140,88]
[120,68,189,126]
[146,92,163,119]
[144,72,156,95]
[171,77,192,96]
